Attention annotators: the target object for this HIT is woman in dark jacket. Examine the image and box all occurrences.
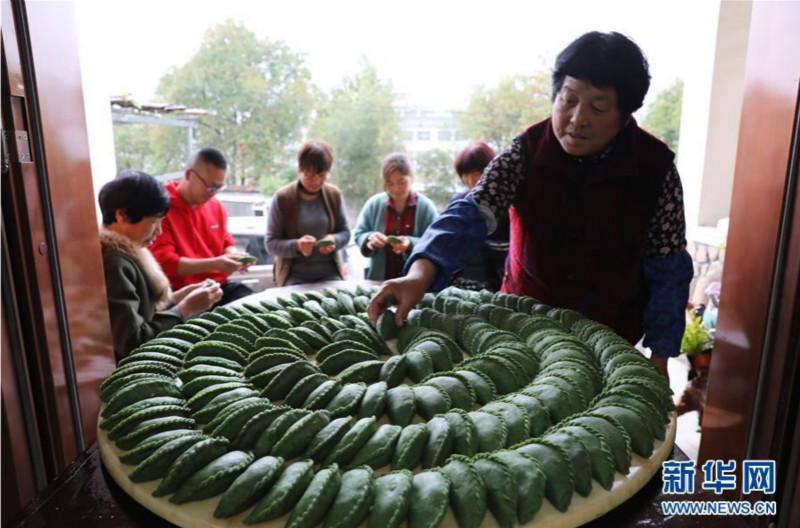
[370,31,694,380]
[99,170,222,360]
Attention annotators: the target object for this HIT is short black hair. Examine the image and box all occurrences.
[298,139,334,174]
[193,147,228,170]
[98,169,170,226]
[552,31,651,117]
[454,141,496,177]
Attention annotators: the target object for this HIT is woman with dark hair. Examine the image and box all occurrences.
[99,170,222,360]
[449,141,508,291]
[354,152,438,281]
[266,139,351,286]
[370,31,693,380]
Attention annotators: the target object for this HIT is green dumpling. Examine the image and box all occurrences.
[522,381,584,422]
[492,450,547,523]
[500,393,552,437]
[423,373,476,411]
[323,416,377,467]
[379,355,407,388]
[413,384,453,421]
[440,456,487,528]
[325,382,367,418]
[253,408,311,457]
[441,455,486,528]
[606,377,676,413]
[391,423,428,471]
[460,355,523,394]
[214,455,284,518]
[408,470,451,528]
[471,455,517,528]
[322,466,373,528]
[404,350,434,383]
[533,373,587,407]
[368,470,413,528]
[386,385,416,427]
[357,381,389,419]
[442,409,478,456]
[271,410,332,460]
[540,430,593,497]
[593,391,667,439]
[481,401,531,446]
[590,405,656,458]
[244,458,314,524]
[455,367,497,404]
[408,340,453,372]
[305,417,352,464]
[539,365,598,401]
[566,414,632,475]
[423,416,454,469]
[513,438,574,512]
[285,464,341,528]
[555,425,615,490]
[348,424,402,469]
[468,410,509,453]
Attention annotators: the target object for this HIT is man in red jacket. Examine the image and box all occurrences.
[150,147,254,305]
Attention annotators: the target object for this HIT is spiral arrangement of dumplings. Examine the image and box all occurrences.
[99,285,675,528]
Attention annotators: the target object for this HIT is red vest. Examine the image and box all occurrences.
[503,118,674,344]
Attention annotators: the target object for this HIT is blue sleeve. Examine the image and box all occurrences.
[403,197,488,291]
[408,195,438,248]
[642,250,694,357]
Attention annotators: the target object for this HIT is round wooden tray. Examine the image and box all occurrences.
[98,412,675,528]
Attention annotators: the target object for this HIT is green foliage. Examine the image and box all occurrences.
[310,60,404,214]
[681,315,710,357]
[114,124,162,174]
[152,20,315,184]
[260,165,296,196]
[641,79,683,157]
[413,149,459,210]
[459,72,552,152]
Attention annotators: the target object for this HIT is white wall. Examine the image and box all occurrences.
[678,0,752,236]
[73,0,118,225]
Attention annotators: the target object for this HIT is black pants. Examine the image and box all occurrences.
[215,281,254,308]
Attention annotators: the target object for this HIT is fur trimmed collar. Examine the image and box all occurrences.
[100,228,173,310]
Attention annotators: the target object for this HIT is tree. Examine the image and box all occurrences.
[114,124,163,173]
[413,149,459,210]
[641,79,683,157]
[311,60,403,215]
[152,20,316,185]
[459,72,551,152]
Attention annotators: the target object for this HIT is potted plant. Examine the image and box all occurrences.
[677,311,713,422]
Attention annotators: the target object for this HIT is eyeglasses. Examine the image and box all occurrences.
[189,168,227,194]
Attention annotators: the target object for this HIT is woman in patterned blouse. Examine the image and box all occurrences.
[368,31,693,380]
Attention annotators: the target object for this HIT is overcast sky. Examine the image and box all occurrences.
[74,0,720,110]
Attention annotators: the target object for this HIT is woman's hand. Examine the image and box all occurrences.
[389,235,411,254]
[367,231,388,251]
[177,281,223,319]
[296,235,317,257]
[368,259,436,326]
[172,281,204,303]
[317,235,337,255]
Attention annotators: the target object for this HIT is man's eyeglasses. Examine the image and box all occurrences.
[189,168,227,194]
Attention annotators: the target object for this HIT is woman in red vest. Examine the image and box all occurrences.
[369,31,693,379]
